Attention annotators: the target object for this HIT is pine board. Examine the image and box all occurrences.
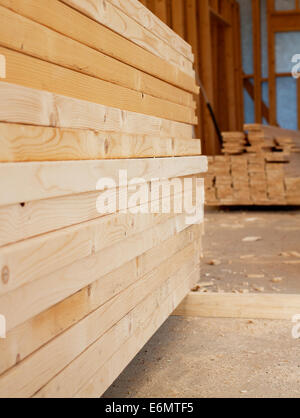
[0,240,199,397]
[107,0,193,60]
[0,6,195,109]
[61,0,194,76]
[0,123,200,162]
[0,47,197,124]
[0,156,208,206]
[0,0,197,93]
[0,229,200,377]
[0,82,194,139]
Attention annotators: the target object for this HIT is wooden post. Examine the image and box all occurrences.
[234,2,244,129]
[221,0,237,131]
[267,0,277,125]
[185,0,202,145]
[210,0,219,11]
[171,0,185,38]
[152,0,168,23]
[298,78,300,130]
[252,0,262,123]
[198,0,219,155]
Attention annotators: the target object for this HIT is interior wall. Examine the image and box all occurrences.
[237,0,300,130]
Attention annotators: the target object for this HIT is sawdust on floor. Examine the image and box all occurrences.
[103,316,300,398]
[200,207,300,295]
[103,208,300,398]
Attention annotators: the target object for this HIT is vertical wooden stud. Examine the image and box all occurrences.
[267,0,277,125]
[252,0,262,123]
[198,0,219,155]
[171,0,185,38]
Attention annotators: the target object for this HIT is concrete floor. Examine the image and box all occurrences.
[103,208,300,398]
[104,317,300,398]
[202,207,300,295]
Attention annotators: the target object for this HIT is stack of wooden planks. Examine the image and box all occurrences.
[222,132,247,155]
[245,124,300,154]
[0,0,207,398]
[246,130,274,154]
[205,124,300,206]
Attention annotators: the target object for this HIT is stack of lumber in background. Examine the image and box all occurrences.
[0,0,207,398]
[222,132,247,155]
[205,124,300,206]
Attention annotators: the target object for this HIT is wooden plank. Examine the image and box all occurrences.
[136,225,200,278]
[0,82,194,139]
[0,6,194,110]
[54,93,196,137]
[173,137,201,156]
[107,0,193,60]
[0,213,196,332]
[271,11,300,32]
[0,47,197,125]
[0,54,5,79]
[0,242,198,397]
[0,206,180,296]
[174,292,300,320]
[0,156,207,207]
[0,123,200,163]
[75,267,199,398]
[0,226,201,376]
[61,0,194,76]
[35,260,199,398]
[0,0,197,93]
[0,174,196,247]
[0,123,168,162]
[0,257,138,377]
[0,181,198,295]
[244,123,300,141]
[0,174,199,247]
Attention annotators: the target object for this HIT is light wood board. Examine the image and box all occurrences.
[0,47,197,124]
[0,244,199,397]
[0,230,200,377]
[0,123,200,162]
[0,6,195,109]
[61,0,194,75]
[0,213,195,331]
[0,82,194,139]
[0,0,197,93]
[0,156,207,206]
[174,292,300,320]
[107,0,193,60]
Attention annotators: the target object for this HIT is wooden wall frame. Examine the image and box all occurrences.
[144,0,244,155]
[143,0,300,150]
[243,0,300,127]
